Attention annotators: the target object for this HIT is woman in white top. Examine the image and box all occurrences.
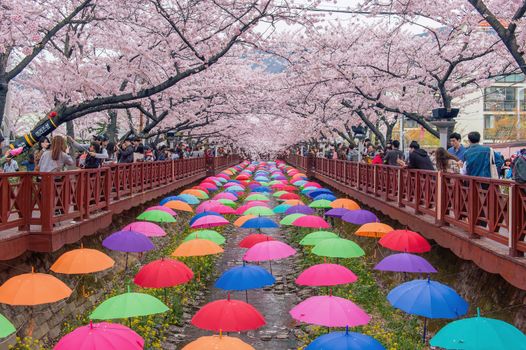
[39,135,75,172]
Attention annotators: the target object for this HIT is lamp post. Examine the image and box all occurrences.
[427,108,459,149]
[352,125,366,162]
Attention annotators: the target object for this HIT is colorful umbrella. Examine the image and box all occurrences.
[284,199,305,206]
[355,223,394,238]
[234,215,256,227]
[184,230,226,245]
[273,203,292,214]
[51,248,115,274]
[379,230,431,253]
[239,234,275,248]
[136,210,176,223]
[292,215,330,229]
[172,239,224,257]
[145,206,177,216]
[241,217,279,229]
[209,205,236,215]
[215,262,275,291]
[134,258,193,288]
[90,288,169,320]
[190,215,230,229]
[312,238,365,258]
[196,200,223,213]
[299,231,339,246]
[243,206,274,216]
[245,194,269,202]
[172,194,200,204]
[122,221,166,237]
[214,192,238,201]
[296,263,357,286]
[330,198,360,210]
[290,295,370,327]
[280,213,306,226]
[341,210,378,225]
[189,211,223,226]
[182,335,255,350]
[54,322,144,350]
[272,190,289,198]
[324,208,350,218]
[306,328,385,350]
[191,295,265,332]
[182,189,209,199]
[313,194,337,201]
[0,313,16,338]
[279,193,300,200]
[243,241,296,262]
[164,200,194,212]
[285,205,315,215]
[374,253,437,274]
[102,231,155,253]
[218,199,237,207]
[309,199,333,209]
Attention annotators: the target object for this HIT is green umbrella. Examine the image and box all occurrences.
[309,199,333,209]
[430,308,526,350]
[90,287,169,320]
[244,206,275,216]
[300,231,339,246]
[0,313,15,338]
[312,238,365,258]
[280,213,306,226]
[218,199,236,208]
[137,210,176,223]
[269,180,282,185]
[184,230,226,245]
[245,194,269,201]
[272,191,288,198]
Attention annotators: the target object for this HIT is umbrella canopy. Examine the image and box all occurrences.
[182,335,255,350]
[309,199,333,209]
[191,215,230,229]
[182,189,209,199]
[290,295,370,327]
[191,296,265,332]
[299,231,339,246]
[280,213,306,226]
[285,205,315,215]
[134,258,193,288]
[172,239,224,257]
[184,230,226,245]
[215,263,275,291]
[341,210,378,225]
[54,322,144,350]
[145,206,177,216]
[388,279,468,319]
[244,206,275,216]
[313,194,337,201]
[303,182,322,188]
[272,190,289,197]
[296,263,357,286]
[379,230,431,253]
[122,222,166,237]
[312,238,365,258]
[51,248,115,274]
[102,231,155,253]
[0,313,15,338]
[308,189,334,198]
[374,253,437,274]
[292,215,331,229]
[245,194,269,202]
[279,193,300,200]
[239,234,275,248]
[234,215,256,227]
[209,205,236,215]
[172,194,200,204]
[136,210,176,223]
[284,199,305,206]
[241,217,279,229]
[430,309,526,350]
[164,200,194,212]
[196,200,223,213]
[214,192,238,201]
[0,270,72,306]
[355,223,394,238]
[330,198,360,210]
[272,203,292,214]
[218,199,237,207]
[90,289,169,320]
[324,208,351,218]
[243,241,296,262]
[306,329,385,350]
[189,211,223,226]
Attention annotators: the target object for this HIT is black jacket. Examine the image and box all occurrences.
[408,149,435,170]
[119,145,134,163]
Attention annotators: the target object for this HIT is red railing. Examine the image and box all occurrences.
[0,156,239,236]
[286,155,526,256]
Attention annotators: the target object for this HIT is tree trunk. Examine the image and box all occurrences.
[66,120,76,157]
[107,110,118,142]
[0,80,8,129]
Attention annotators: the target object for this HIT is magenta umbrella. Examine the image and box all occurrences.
[290,295,370,327]
[190,215,230,229]
[145,206,177,216]
[122,221,166,237]
[214,192,238,201]
[296,263,357,287]
[243,241,296,273]
[54,321,144,350]
[292,215,331,229]
[208,205,236,215]
[196,200,223,213]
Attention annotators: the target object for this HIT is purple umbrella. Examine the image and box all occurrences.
[341,210,378,225]
[285,205,315,215]
[325,208,351,218]
[103,230,155,269]
[374,253,437,274]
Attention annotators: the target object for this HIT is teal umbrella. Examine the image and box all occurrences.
[273,204,292,214]
[0,313,15,338]
[430,308,526,349]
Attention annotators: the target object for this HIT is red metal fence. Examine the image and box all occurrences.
[286,155,526,256]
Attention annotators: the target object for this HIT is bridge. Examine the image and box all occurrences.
[285,155,526,291]
[0,155,240,261]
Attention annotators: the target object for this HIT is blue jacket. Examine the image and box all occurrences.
[464,144,491,178]
[448,144,466,161]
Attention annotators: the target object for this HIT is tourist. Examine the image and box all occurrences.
[3,156,19,173]
[448,132,466,161]
[397,141,435,170]
[435,147,461,173]
[83,143,102,169]
[34,136,51,171]
[512,149,526,183]
[117,138,135,163]
[461,131,497,178]
[105,141,117,163]
[371,147,384,164]
[39,135,75,172]
[383,140,404,166]
[347,145,359,162]
[20,153,35,171]
[68,135,109,162]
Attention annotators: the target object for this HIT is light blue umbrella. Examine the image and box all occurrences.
[306,327,385,350]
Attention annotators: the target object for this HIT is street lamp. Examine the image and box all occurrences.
[352,125,366,162]
[427,108,460,149]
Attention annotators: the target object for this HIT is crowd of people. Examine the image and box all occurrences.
[300,131,526,183]
[0,132,231,174]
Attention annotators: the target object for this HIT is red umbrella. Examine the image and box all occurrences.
[304,182,322,188]
[379,230,431,253]
[279,193,300,200]
[292,215,331,229]
[236,174,250,180]
[282,185,297,192]
[134,258,193,288]
[192,294,265,332]
[239,234,275,248]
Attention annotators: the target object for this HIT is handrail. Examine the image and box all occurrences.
[285,155,526,257]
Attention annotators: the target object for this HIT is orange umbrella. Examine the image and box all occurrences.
[284,199,305,206]
[164,200,194,212]
[51,247,115,274]
[172,239,224,257]
[330,198,360,210]
[182,189,209,199]
[183,335,254,350]
[355,223,394,238]
[234,215,256,227]
[0,268,72,306]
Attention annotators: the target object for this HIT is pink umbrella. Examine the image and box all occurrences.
[243,241,296,273]
[292,215,331,229]
[209,205,236,215]
[122,221,166,237]
[217,174,230,180]
[296,263,357,286]
[214,192,238,201]
[224,183,245,188]
[290,295,370,327]
[196,200,223,213]
[54,321,144,350]
[145,206,177,216]
[191,215,230,229]
[200,182,218,190]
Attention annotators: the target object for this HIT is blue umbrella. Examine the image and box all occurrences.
[159,196,179,205]
[314,193,337,201]
[252,187,271,193]
[241,217,279,229]
[173,194,200,205]
[215,262,275,301]
[308,189,334,198]
[189,211,223,226]
[388,278,469,342]
[306,327,385,350]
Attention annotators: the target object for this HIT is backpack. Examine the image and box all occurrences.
[513,155,526,183]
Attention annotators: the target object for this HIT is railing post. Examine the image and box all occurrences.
[509,184,521,257]
[397,168,404,208]
[414,171,421,215]
[306,155,315,178]
[384,167,390,202]
[104,167,111,211]
[40,175,55,233]
[436,171,444,225]
[356,164,360,191]
[468,178,478,238]
[373,165,378,196]
[205,155,215,177]
[17,175,32,231]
